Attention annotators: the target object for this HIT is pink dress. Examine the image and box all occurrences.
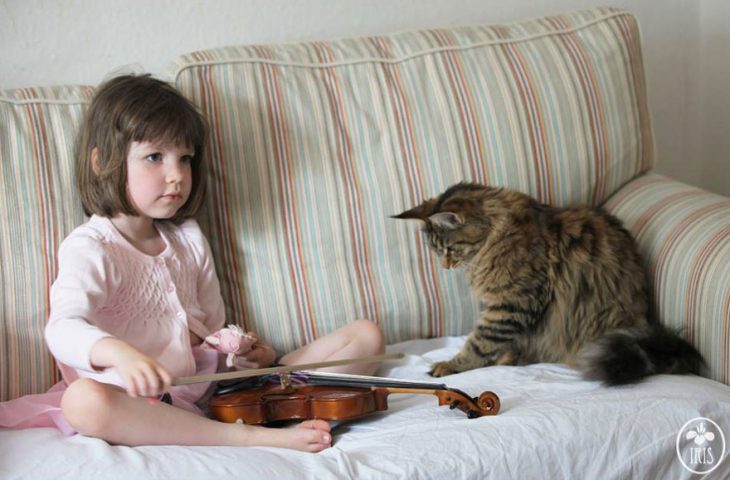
[0,215,225,435]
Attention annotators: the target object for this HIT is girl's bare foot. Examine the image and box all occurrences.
[288,419,332,452]
[246,419,331,452]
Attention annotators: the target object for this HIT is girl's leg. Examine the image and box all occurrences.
[279,319,385,375]
[61,378,331,451]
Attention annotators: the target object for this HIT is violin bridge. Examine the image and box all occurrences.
[279,372,292,389]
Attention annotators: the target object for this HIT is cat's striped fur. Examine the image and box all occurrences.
[394,182,704,385]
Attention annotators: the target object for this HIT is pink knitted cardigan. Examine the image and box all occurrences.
[0,215,225,434]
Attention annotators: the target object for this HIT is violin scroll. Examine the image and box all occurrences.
[476,391,500,416]
[434,388,500,418]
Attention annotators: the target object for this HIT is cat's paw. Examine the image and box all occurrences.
[429,361,458,377]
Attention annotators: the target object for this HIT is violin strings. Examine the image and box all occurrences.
[301,371,448,390]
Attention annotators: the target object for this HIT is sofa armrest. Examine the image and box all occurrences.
[603,173,730,384]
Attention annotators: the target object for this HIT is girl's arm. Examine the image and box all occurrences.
[45,234,116,372]
[182,221,277,368]
[182,220,226,338]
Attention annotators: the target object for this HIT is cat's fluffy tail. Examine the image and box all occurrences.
[576,324,705,385]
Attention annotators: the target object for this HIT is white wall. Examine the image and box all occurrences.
[696,0,730,197]
[1,0,727,196]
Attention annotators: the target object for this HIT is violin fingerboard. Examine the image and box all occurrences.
[303,371,447,390]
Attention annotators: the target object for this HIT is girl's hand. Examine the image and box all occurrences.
[113,346,173,398]
[90,337,173,398]
[233,333,277,369]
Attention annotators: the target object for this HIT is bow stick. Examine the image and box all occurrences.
[172,352,404,386]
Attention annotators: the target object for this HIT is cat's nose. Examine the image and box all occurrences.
[441,257,452,269]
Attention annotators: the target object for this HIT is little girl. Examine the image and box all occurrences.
[0,74,384,452]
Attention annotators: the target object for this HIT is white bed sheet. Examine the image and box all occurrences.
[1,336,729,480]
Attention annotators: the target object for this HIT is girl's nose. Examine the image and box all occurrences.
[165,161,185,183]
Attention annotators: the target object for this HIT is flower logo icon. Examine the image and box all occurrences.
[686,422,715,445]
[676,417,726,474]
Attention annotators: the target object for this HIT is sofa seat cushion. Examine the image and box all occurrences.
[172,7,655,353]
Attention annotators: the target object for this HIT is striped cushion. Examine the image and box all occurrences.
[604,174,730,385]
[172,7,655,353]
[0,86,93,400]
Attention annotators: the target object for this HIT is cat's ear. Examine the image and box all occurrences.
[392,199,437,222]
[428,212,464,229]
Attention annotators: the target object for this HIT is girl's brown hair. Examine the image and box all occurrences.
[76,74,208,223]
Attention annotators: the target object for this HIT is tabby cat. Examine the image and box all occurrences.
[394,182,704,385]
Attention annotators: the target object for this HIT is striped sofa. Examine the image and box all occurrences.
[1,7,728,404]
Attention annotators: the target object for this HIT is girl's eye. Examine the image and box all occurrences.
[145,153,162,162]
[181,155,193,164]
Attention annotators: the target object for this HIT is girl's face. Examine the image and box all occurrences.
[125,140,194,220]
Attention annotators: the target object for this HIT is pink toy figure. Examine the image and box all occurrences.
[204,325,259,369]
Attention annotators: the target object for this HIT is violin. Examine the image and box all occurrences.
[173,353,500,425]
[208,371,500,425]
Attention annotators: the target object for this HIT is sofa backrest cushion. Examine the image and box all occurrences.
[0,86,93,400]
[171,7,654,353]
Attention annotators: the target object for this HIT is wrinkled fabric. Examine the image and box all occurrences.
[1,337,729,480]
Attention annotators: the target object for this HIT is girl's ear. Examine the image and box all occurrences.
[428,212,464,229]
[91,148,101,175]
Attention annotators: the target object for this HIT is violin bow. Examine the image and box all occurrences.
[172,352,405,386]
